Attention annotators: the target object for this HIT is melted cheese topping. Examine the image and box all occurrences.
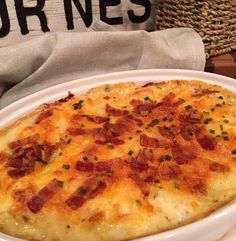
[0,80,236,241]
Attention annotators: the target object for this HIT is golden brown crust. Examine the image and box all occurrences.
[0,80,236,241]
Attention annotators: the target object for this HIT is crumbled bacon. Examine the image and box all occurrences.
[43,142,56,162]
[140,134,159,148]
[67,127,86,136]
[103,122,125,137]
[128,173,149,196]
[192,88,220,97]
[179,109,202,124]
[66,178,107,210]
[55,92,74,104]
[180,123,196,141]
[86,115,109,124]
[105,104,129,116]
[183,177,207,195]
[159,162,181,180]
[8,134,39,149]
[133,102,156,116]
[209,162,229,172]
[35,109,53,124]
[171,142,196,164]
[137,148,154,163]
[27,179,63,213]
[130,99,142,106]
[76,161,94,172]
[195,129,217,151]
[128,158,149,172]
[95,160,113,172]
[158,125,180,139]
[8,167,32,178]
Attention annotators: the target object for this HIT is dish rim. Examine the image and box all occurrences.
[0,69,236,241]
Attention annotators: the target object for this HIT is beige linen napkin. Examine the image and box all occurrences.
[0,28,205,108]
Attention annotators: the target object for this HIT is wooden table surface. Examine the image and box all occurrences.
[205,51,236,79]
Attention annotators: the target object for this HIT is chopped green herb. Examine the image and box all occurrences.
[223,136,229,141]
[144,96,154,102]
[104,87,111,92]
[221,131,228,135]
[218,96,224,99]
[231,150,236,155]
[203,118,212,124]
[223,119,229,123]
[80,124,85,128]
[220,124,224,130]
[203,111,209,115]
[210,108,215,112]
[158,155,172,162]
[83,156,88,161]
[162,117,168,121]
[135,200,142,206]
[67,138,72,144]
[22,215,30,223]
[62,164,70,170]
[209,129,215,134]
[184,105,192,111]
[154,179,160,183]
[215,103,223,107]
[73,100,84,110]
[79,188,87,194]
[148,119,159,127]
[128,150,134,156]
[128,137,133,140]
[58,180,64,185]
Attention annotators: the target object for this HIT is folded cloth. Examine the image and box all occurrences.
[0,27,205,108]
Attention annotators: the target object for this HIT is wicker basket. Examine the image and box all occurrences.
[156,0,236,58]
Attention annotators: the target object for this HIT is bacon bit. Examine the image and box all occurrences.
[130,99,143,106]
[35,110,53,124]
[128,173,149,197]
[179,109,202,124]
[105,104,129,116]
[183,177,207,195]
[55,92,74,104]
[128,158,149,172]
[87,115,109,124]
[43,142,56,162]
[8,167,32,179]
[133,102,156,116]
[66,178,107,210]
[144,167,158,183]
[124,115,143,126]
[180,123,196,141]
[109,138,124,145]
[76,161,94,172]
[159,162,181,180]
[137,148,154,163]
[67,127,86,136]
[103,96,110,100]
[13,188,35,204]
[103,122,126,137]
[192,88,220,97]
[95,160,113,172]
[140,134,159,148]
[88,211,104,223]
[8,134,39,149]
[158,125,180,139]
[27,179,63,213]
[209,162,229,172]
[171,142,196,165]
[195,129,217,151]
[142,82,155,87]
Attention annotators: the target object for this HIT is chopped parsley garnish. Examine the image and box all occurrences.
[83,156,88,161]
[218,96,224,99]
[184,105,192,111]
[158,155,172,162]
[162,117,168,121]
[203,111,209,115]
[203,118,212,124]
[223,136,229,141]
[58,180,64,185]
[220,124,224,130]
[22,215,30,223]
[128,137,133,140]
[210,108,215,112]
[144,96,153,102]
[67,138,72,144]
[62,164,70,169]
[231,150,236,155]
[135,200,142,206]
[221,131,228,135]
[209,129,215,134]
[223,119,229,123]
[79,188,87,194]
[104,87,111,92]
[73,100,84,110]
[128,150,134,156]
[149,119,159,126]
[80,124,85,128]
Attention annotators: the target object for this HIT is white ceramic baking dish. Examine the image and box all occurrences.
[0,69,236,241]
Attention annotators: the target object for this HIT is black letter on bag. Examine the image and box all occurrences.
[128,0,151,23]
[14,0,49,35]
[0,0,10,37]
[100,0,123,25]
[64,0,92,29]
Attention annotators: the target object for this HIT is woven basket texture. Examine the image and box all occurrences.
[156,0,236,58]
